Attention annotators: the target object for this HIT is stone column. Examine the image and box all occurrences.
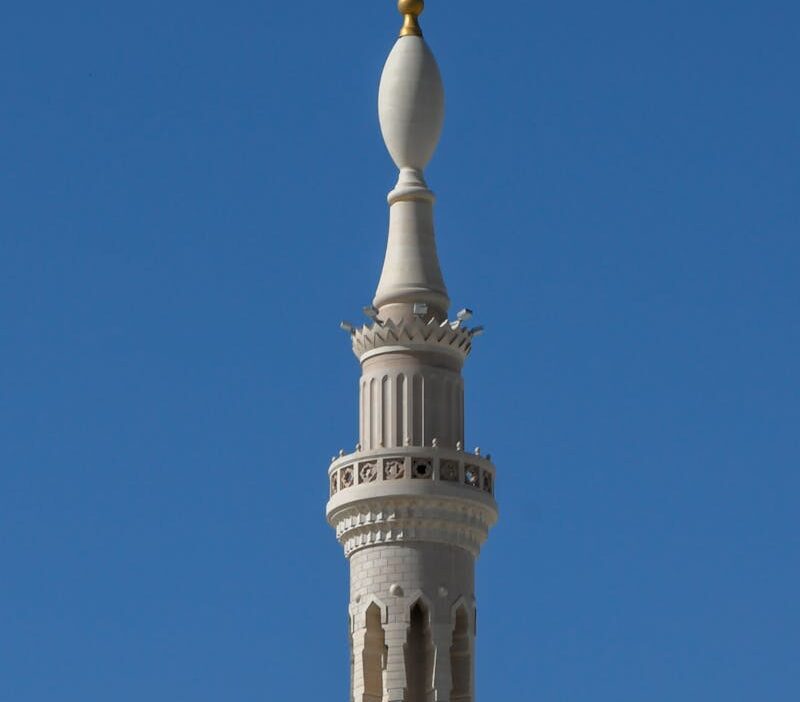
[383,622,409,702]
[431,622,454,702]
[351,627,368,702]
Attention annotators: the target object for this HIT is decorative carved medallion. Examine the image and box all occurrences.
[384,458,405,480]
[440,460,458,481]
[359,461,377,483]
[341,466,354,488]
[330,472,339,496]
[412,459,433,479]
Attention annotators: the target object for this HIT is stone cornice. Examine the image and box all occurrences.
[327,494,496,558]
[326,447,498,557]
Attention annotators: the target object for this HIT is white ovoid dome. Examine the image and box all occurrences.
[378,36,445,172]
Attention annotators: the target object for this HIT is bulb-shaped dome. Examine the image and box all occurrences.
[378,36,445,171]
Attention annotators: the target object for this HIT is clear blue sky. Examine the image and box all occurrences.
[2,1,798,700]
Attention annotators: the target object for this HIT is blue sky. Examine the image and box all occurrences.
[1,1,798,700]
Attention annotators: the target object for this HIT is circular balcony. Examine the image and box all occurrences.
[326,446,498,557]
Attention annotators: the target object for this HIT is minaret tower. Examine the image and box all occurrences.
[326,3,498,701]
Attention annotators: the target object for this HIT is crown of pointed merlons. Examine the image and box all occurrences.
[350,316,477,362]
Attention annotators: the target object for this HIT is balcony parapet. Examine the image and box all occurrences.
[325,446,498,557]
[327,445,496,500]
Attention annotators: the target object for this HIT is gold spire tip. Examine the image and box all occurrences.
[398,0,424,37]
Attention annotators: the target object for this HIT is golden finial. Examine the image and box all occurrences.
[398,0,424,37]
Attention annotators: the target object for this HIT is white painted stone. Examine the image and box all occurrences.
[373,198,450,317]
[373,36,450,321]
[378,37,444,173]
[327,13,496,702]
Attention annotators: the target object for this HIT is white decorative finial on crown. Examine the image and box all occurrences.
[373,1,449,320]
[378,22,444,200]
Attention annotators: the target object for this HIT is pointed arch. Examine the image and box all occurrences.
[363,602,386,702]
[450,602,472,702]
[360,594,389,625]
[404,589,433,615]
[405,599,434,702]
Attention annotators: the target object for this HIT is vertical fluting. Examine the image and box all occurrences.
[358,365,464,449]
[397,374,406,447]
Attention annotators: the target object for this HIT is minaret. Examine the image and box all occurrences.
[326,3,498,701]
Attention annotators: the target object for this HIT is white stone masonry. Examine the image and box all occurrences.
[326,6,498,701]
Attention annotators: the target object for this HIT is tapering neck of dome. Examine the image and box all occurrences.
[373,32,449,322]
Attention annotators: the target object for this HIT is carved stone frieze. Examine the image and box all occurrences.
[327,448,497,503]
[329,496,495,557]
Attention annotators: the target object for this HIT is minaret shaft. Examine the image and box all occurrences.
[327,5,497,701]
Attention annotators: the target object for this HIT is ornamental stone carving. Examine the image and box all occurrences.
[384,458,405,480]
[350,316,476,363]
[342,466,354,488]
[440,460,458,481]
[327,448,496,500]
[359,461,378,483]
[329,495,496,557]
[412,459,433,479]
